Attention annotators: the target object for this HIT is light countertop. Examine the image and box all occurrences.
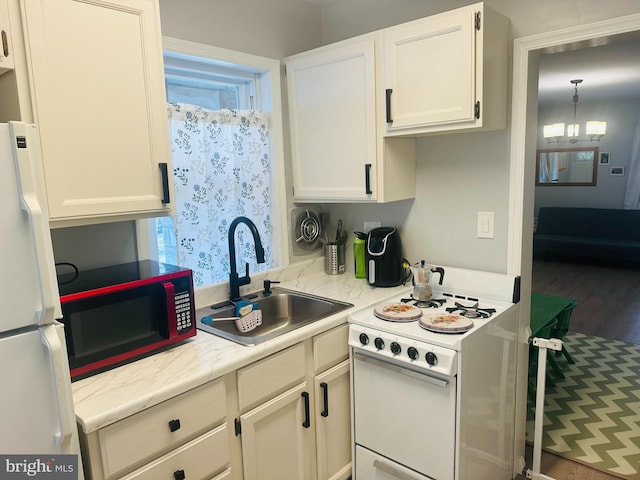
[72,257,409,433]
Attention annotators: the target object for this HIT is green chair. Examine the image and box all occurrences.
[530,293,576,380]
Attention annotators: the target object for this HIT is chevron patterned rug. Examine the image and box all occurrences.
[526,332,640,479]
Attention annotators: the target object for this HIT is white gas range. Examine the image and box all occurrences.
[348,266,521,480]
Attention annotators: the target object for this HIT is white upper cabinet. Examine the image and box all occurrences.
[285,2,509,203]
[286,37,416,203]
[382,2,510,136]
[0,0,14,74]
[20,0,173,225]
[287,38,379,202]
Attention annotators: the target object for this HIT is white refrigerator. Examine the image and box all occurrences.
[0,122,83,476]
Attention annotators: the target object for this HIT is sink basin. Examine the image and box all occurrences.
[196,287,353,346]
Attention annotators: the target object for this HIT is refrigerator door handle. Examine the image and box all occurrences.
[41,324,78,453]
[10,122,62,324]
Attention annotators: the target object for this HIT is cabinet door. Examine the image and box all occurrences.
[383,7,477,131]
[287,38,377,201]
[240,383,314,480]
[314,360,351,480]
[21,0,172,222]
[0,0,14,74]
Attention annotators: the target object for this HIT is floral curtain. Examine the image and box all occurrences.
[167,102,272,286]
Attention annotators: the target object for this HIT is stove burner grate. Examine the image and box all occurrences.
[401,297,446,309]
[445,302,496,319]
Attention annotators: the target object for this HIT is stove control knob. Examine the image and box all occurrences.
[374,337,385,350]
[407,347,419,360]
[390,342,401,355]
[359,333,369,345]
[425,351,438,366]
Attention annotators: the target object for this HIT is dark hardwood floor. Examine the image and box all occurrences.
[531,259,640,345]
[515,259,640,480]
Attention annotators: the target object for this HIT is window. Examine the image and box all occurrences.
[141,38,287,288]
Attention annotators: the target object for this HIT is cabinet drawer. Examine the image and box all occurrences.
[237,343,306,411]
[210,468,231,480]
[99,379,226,478]
[121,424,230,480]
[313,324,349,373]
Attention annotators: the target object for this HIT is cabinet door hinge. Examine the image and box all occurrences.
[234,418,241,436]
[475,11,481,31]
[475,101,481,119]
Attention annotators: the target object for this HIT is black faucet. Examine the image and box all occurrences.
[228,216,265,302]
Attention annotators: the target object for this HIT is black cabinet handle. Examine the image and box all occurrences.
[173,469,185,480]
[320,382,329,417]
[159,162,170,204]
[168,418,181,432]
[301,391,311,428]
[385,89,393,123]
[365,164,372,195]
[1,30,8,58]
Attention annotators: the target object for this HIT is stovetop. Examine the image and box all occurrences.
[348,266,520,352]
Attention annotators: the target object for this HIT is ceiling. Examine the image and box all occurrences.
[537,32,640,106]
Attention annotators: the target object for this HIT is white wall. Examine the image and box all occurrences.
[51,222,138,271]
[158,0,323,58]
[535,99,640,213]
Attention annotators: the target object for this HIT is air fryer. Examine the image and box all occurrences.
[366,227,403,287]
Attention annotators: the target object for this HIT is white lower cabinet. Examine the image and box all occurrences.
[234,324,351,480]
[239,382,314,480]
[314,361,351,480]
[78,325,351,480]
[79,378,232,480]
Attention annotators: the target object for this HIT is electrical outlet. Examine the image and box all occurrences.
[364,221,381,232]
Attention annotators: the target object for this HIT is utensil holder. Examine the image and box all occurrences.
[324,243,345,275]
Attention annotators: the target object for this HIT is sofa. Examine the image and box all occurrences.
[533,207,640,266]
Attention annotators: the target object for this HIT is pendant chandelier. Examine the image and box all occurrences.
[543,79,607,144]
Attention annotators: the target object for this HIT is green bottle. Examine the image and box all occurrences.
[354,232,367,279]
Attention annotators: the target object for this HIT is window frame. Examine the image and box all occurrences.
[136,36,289,292]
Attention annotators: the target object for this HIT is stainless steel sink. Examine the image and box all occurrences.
[196,287,353,346]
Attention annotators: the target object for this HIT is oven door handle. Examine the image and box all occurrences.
[373,459,423,480]
[354,352,450,388]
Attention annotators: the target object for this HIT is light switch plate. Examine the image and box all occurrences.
[477,212,494,239]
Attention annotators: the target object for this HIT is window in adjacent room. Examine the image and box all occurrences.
[141,38,286,288]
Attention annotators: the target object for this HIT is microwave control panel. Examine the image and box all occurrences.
[175,291,193,333]
[173,276,194,334]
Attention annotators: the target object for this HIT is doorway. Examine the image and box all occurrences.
[507,12,640,477]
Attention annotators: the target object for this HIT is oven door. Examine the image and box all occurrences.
[353,351,457,480]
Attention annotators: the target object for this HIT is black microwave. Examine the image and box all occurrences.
[57,260,196,380]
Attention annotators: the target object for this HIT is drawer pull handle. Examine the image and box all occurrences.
[1,30,8,58]
[173,469,185,480]
[320,382,329,417]
[301,391,311,428]
[168,418,181,432]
